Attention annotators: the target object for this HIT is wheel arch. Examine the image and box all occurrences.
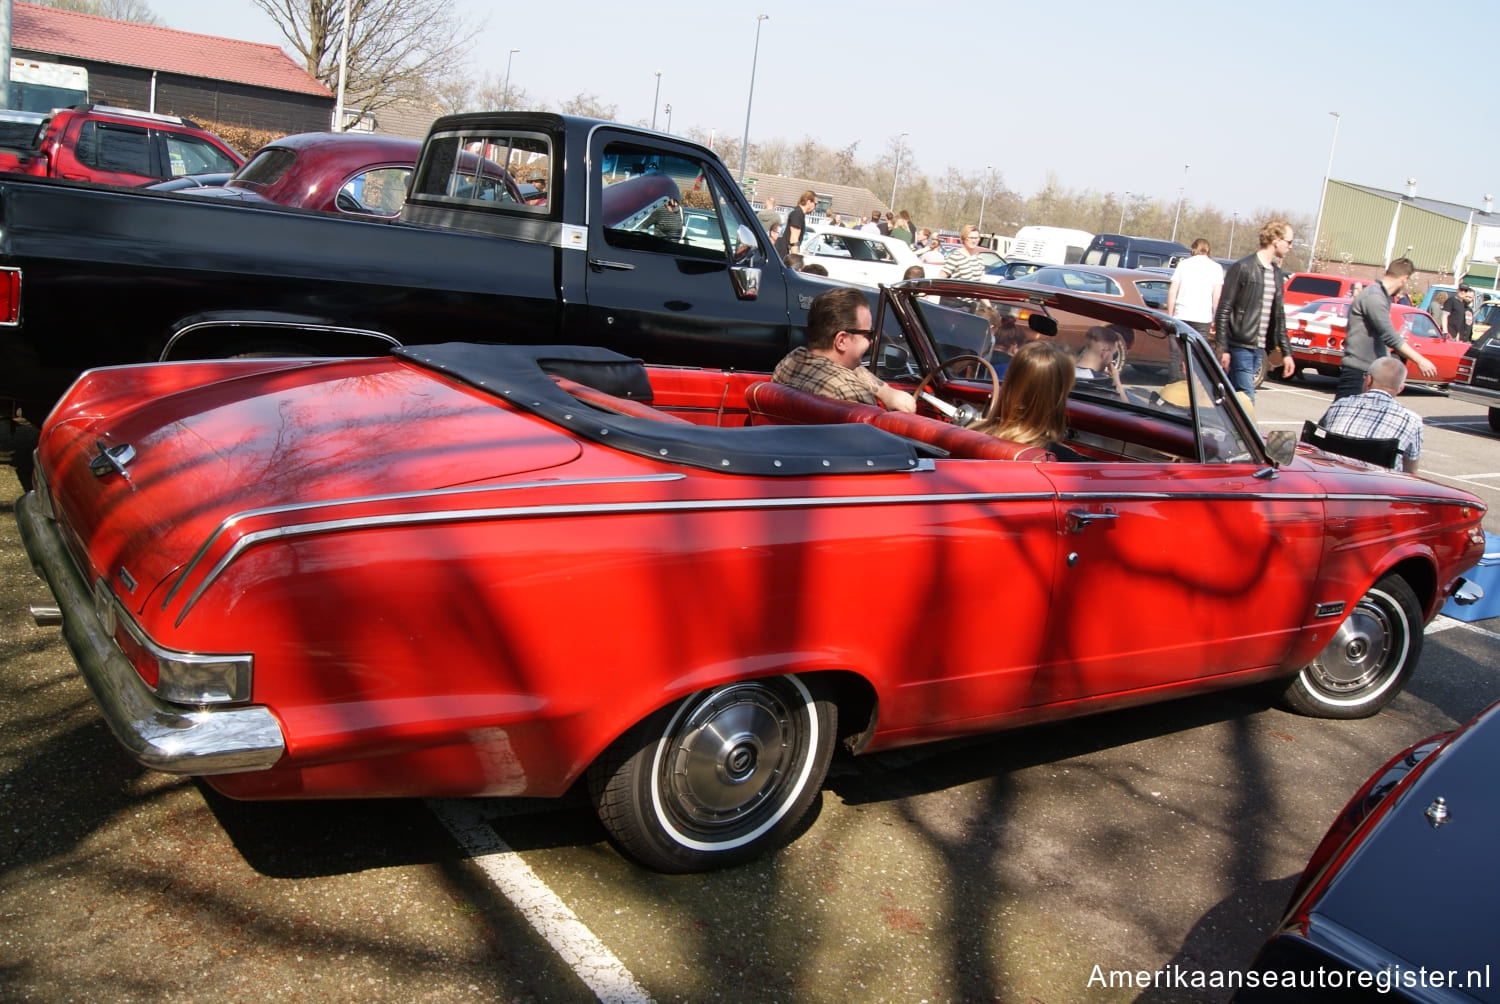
[1380,554,1438,619]
[160,311,402,361]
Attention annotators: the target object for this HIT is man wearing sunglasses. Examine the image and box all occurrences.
[773,286,917,412]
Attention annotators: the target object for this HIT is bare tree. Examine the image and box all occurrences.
[251,0,481,122]
[28,0,161,22]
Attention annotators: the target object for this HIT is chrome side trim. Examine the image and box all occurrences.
[1057,489,1479,508]
[1315,602,1347,619]
[163,473,689,609]
[173,488,1055,625]
[15,493,284,774]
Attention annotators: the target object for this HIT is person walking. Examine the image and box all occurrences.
[941,224,987,282]
[1213,220,1298,397]
[1333,258,1437,400]
[1447,284,1475,341]
[1166,238,1225,352]
[774,190,815,261]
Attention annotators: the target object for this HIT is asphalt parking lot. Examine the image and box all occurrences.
[2,377,1497,1004]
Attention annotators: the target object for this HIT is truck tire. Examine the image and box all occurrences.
[1490,408,1499,434]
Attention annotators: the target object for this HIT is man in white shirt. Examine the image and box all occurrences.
[1166,238,1224,361]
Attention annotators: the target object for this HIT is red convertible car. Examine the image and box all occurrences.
[16,280,1488,872]
[1286,297,1468,386]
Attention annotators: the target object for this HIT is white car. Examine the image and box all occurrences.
[799,224,936,286]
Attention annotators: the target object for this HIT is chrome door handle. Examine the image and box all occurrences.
[1065,509,1120,534]
[588,258,635,272]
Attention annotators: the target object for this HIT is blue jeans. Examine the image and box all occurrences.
[1228,346,1262,399]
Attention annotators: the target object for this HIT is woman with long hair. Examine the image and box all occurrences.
[974,341,1081,459]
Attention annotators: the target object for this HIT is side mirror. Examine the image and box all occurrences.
[1264,429,1297,466]
[1028,314,1059,337]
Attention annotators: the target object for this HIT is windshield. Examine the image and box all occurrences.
[876,283,1261,464]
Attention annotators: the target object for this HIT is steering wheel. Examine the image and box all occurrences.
[911,354,1000,426]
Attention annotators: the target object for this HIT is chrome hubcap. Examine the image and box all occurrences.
[663,682,800,831]
[1314,600,1394,692]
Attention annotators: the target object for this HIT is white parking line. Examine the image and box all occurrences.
[428,798,654,1004]
[1428,614,1500,643]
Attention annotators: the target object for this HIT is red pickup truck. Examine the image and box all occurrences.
[0,104,242,185]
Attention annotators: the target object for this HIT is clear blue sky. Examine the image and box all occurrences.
[145,0,1498,221]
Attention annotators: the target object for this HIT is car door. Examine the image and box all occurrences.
[583,129,792,372]
[1029,340,1328,705]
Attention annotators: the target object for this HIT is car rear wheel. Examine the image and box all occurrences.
[589,675,836,872]
[1280,575,1422,719]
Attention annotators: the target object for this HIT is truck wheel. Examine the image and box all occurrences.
[588,675,836,872]
[1279,575,1422,719]
[1489,408,1500,434]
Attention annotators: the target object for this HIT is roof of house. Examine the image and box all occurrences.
[13,2,332,99]
[739,172,885,217]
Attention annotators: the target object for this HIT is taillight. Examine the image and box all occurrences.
[1457,359,1473,383]
[0,267,19,324]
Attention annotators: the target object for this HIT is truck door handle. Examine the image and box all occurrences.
[1065,508,1120,534]
[588,258,635,272]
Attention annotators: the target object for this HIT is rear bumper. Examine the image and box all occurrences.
[1448,381,1500,411]
[15,490,285,774]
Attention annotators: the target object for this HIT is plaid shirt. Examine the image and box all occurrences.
[773,347,884,405]
[1318,389,1423,470]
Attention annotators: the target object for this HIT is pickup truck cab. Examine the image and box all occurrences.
[0,112,833,420]
[0,104,242,185]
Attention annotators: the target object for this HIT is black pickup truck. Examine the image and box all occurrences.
[0,112,834,420]
[1452,327,1500,434]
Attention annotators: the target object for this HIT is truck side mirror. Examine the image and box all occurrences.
[730,223,761,300]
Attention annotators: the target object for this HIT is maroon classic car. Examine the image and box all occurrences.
[17,279,1488,872]
[180,131,423,217]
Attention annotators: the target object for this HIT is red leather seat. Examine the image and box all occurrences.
[553,376,692,424]
[745,381,1050,461]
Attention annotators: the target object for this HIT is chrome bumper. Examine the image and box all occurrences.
[15,491,285,774]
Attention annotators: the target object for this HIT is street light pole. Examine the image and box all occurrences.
[889,131,909,210]
[1118,192,1129,233]
[332,0,351,130]
[1308,111,1341,273]
[501,48,520,111]
[664,103,672,133]
[738,14,769,182]
[978,165,993,231]
[1170,164,1189,243]
[1229,212,1238,257]
[651,71,661,130]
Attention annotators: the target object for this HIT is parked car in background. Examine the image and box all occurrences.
[1470,299,1498,343]
[142,172,232,192]
[984,259,1046,283]
[1006,264,1174,368]
[18,278,1486,874]
[799,224,932,285]
[1452,326,1500,433]
[1235,699,1500,1001]
[179,132,422,217]
[1082,233,1191,270]
[1285,297,1467,386]
[1283,272,1363,310]
[0,104,243,186]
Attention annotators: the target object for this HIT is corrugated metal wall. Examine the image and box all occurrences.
[1315,180,1467,274]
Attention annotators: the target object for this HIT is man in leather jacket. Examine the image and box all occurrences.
[1213,219,1298,397]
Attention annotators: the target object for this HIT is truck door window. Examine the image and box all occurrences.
[76,121,150,176]
[599,143,730,261]
[162,133,239,177]
[408,130,551,212]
